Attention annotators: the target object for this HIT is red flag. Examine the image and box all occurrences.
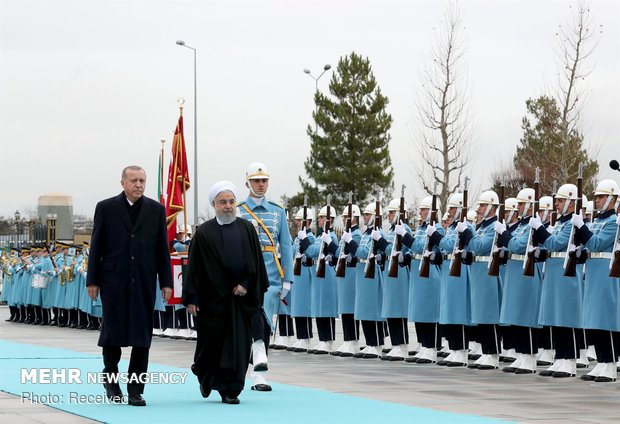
[165,112,191,246]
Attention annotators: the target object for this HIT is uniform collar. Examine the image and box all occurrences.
[480,215,497,228]
[596,209,616,220]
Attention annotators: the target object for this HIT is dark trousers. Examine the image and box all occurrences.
[341,313,359,341]
[511,325,538,354]
[102,346,149,395]
[538,326,553,350]
[277,314,295,337]
[316,317,336,342]
[552,326,585,360]
[441,324,469,350]
[361,320,384,347]
[386,318,409,346]
[476,324,501,354]
[586,329,619,363]
[415,322,442,349]
[153,310,164,329]
[294,317,313,339]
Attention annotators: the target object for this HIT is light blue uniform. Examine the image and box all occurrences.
[238,196,294,329]
[76,256,93,315]
[464,217,502,324]
[536,214,583,328]
[335,226,362,314]
[438,221,473,325]
[53,255,67,309]
[34,255,54,309]
[578,210,619,331]
[381,223,412,319]
[62,255,80,310]
[291,230,316,318]
[404,223,444,323]
[351,228,387,321]
[499,218,542,328]
[25,256,42,307]
[306,229,338,317]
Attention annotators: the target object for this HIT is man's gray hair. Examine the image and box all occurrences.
[121,165,145,180]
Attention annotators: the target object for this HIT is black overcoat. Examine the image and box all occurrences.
[86,192,172,348]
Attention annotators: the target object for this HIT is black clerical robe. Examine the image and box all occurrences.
[182,217,268,397]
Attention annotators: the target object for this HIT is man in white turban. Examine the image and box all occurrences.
[183,181,269,404]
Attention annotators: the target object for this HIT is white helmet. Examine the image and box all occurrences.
[341,205,361,218]
[363,202,383,215]
[516,188,535,204]
[539,196,553,211]
[466,209,477,223]
[386,198,408,212]
[594,179,619,196]
[447,192,464,208]
[245,162,270,180]
[294,207,314,221]
[318,205,337,217]
[504,198,519,212]
[477,190,499,206]
[555,184,578,200]
[419,196,432,210]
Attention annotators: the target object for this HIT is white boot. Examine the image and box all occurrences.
[503,353,524,372]
[250,371,272,391]
[273,335,287,349]
[152,328,163,336]
[468,342,482,359]
[161,328,176,338]
[515,354,537,374]
[540,359,564,376]
[252,340,268,371]
[294,339,310,352]
[438,350,456,365]
[384,345,406,361]
[363,346,380,358]
[536,348,555,366]
[576,349,589,368]
[188,329,197,340]
[586,345,597,361]
[594,362,617,382]
[553,358,576,378]
[582,361,604,381]
[476,354,500,370]
[502,348,517,363]
[314,341,331,354]
[446,349,468,367]
[340,341,357,357]
[417,347,437,364]
[176,328,192,339]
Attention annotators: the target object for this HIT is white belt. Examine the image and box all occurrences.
[358,259,368,264]
[474,256,491,263]
[446,254,455,260]
[589,252,613,259]
[549,252,567,259]
[511,254,526,261]
[413,254,423,261]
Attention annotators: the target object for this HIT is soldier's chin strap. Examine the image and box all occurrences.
[599,195,614,213]
[246,180,265,199]
[481,204,492,220]
[561,199,572,216]
[541,210,549,223]
[507,210,516,224]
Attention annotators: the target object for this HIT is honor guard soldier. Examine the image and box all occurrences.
[237,162,294,391]
[332,204,363,357]
[533,184,584,377]
[576,179,619,382]
[495,187,541,374]
[381,197,413,361]
[289,207,316,352]
[305,204,339,354]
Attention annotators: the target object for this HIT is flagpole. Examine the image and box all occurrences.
[160,139,165,204]
[179,105,189,237]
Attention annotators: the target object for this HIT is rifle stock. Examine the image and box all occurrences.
[388,185,406,278]
[419,188,438,278]
[335,193,353,278]
[563,164,583,277]
[449,179,469,277]
[293,200,308,276]
[316,196,331,279]
[488,185,505,277]
[364,197,382,279]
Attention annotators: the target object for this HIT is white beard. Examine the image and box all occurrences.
[216,209,237,225]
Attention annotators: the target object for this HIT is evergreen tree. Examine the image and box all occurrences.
[295,52,394,209]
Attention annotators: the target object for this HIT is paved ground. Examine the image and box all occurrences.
[1,305,619,424]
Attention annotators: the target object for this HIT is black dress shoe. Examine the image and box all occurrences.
[293,347,308,353]
[199,384,211,398]
[537,360,552,367]
[404,357,418,363]
[352,352,365,358]
[388,356,405,361]
[593,376,616,383]
[408,351,418,356]
[437,351,450,358]
[128,394,146,406]
[362,353,379,359]
[286,346,296,352]
[253,363,268,372]
[221,395,240,404]
[514,368,535,374]
[580,373,596,381]
[539,370,554,377]
[477,364,498,370]
[436,359,449,366]
[467,363,479,369]
[381,348,391,354]
[339,352,354,358]
[576,363,587,369]
[552,371,575,378]
[502,366,517,373]
[251,384,272,392]
[330,351,342,356]
[49,319,58,326]
[468,354,481,360]
[380,355,391,361]
[307,349,317,354]
[446,361,467,367]
[415,358,434,364]
[103,383,123,403]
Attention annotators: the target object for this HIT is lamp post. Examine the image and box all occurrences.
[176,40,198,230]
[14,210,20,248]
[303,64,332,134]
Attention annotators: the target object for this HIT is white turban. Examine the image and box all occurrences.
[208,180,237,205]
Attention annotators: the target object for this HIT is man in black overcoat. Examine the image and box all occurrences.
[183,181,268,405]
[87,165,173,406]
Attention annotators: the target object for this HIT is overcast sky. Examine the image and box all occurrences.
[1,0,618,222]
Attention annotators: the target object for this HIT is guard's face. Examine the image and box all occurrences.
[318,216,326,228]
[419,208,429,221]
[387,211,396,223]
[555,198,568,213]
[594,194,615,212]
[247,178,269,197]
[448,207,457,220]
[363,213,372,226]
[517,202,527,216]
[121,169,146,203]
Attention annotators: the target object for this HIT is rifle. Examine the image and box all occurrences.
[610,222,620,278]
[293,195,308,276]
[388,184,406,278]
[523,167,540,277]
[335,192,353,278]
[550,180,558,227]
[563,163,584,277]
[488,184,505,276]
[364,191,382,279]
[449,177,469,277]
[419,183,438,278]
[316,194,331,278]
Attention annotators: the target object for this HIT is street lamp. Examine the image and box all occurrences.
[14,210,20,248]
[176,40,198,230]
[303,64,332,134]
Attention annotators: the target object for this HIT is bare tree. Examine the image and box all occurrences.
[412,4,474,212]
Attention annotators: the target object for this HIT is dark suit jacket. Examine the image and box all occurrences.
[87,192,173,348]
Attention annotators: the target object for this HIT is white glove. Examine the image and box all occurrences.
[423,250,436,261]
[325,254,333,263]
[546,225,554,234]
[375,253,383,262]
[456,221,468,233]
[297,230,307,240]
[371,230,382,241]
[494,221,506,234]
[394,223,406,237]
[280,281,291,298]
[391,248,400,257]
[426,224,437,237]
[568,243,582,258]
[321,232,332,244]
[571,213,584,229]
[529,216,542,230]
[341,231,352,244]
[398,252,405,263]
[616,214,620,225]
